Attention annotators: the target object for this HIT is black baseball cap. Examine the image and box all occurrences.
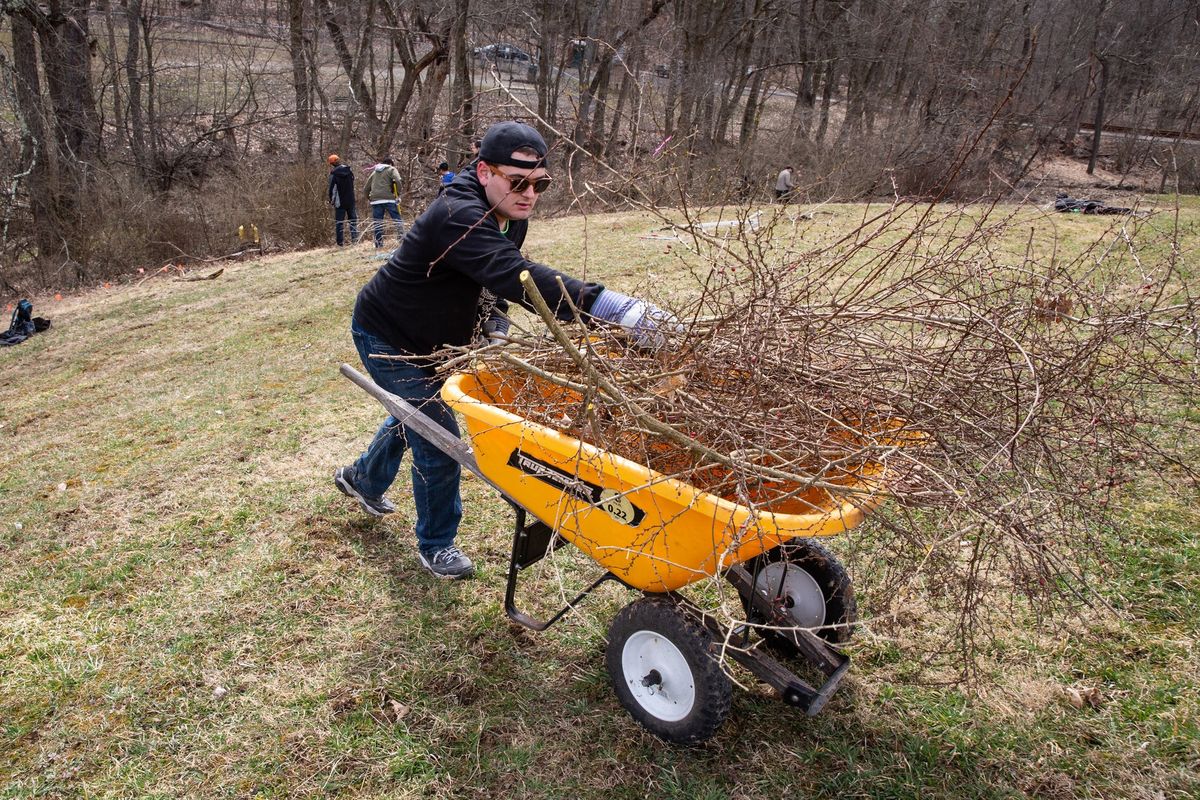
[479,121,549,169]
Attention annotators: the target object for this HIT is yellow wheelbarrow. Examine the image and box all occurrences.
[342,363,891,744]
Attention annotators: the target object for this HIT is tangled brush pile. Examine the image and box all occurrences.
[444,202,1199,674]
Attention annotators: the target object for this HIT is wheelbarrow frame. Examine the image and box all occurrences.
[341,363,853,720]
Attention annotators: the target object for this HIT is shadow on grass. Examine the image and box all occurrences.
[312,513,1045,799]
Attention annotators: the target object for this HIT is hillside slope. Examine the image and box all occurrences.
[2,206,1198,799]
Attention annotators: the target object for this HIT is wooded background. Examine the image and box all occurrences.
[1,0,1198,292]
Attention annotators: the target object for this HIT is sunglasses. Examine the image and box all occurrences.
[485,163,553,194]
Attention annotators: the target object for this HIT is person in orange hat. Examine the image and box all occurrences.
[327,154,358,246]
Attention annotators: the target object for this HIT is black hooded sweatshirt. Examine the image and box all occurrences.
[328,164,356,210]
[353,164,605,360]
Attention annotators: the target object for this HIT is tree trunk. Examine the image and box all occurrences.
[125,0,148,175]
[302,11,330,155]
[140,8,164,186]
[288,0,312,160]
[698,92,715,145]
[713,0,759,147]
[739,67,765,149]
[6,0,103,265]
[318,0,381,143]
[372,0,446,155]
[1086,54,1107,175]
[790,63,816,141]
[1065,0,1108,155]
[589,63,611,151]
[835,61,862,145]
[37,0,103,179]
[604,66,634,157]
[815,58,837,143]
[412,58,450,158]
[447,0,473,165]
[8,12,57,260]
[101,4,124,159]
[535,0,557,127]
[575,0,665,152]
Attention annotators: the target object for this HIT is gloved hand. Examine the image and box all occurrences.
[588,289,679,349]
[482,314,511,345]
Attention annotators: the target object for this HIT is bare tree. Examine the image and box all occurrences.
[572,0,666,155]
[3,0,102,269]
[447,0,474,164]
[288,0,312,160]
[318,0,381,146]
[4,10,55,263]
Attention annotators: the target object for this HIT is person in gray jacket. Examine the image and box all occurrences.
[365,157,405,248]
[775,165,795,201]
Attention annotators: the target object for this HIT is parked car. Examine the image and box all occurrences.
[473,43,533,64]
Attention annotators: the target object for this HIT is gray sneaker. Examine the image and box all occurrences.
[333,466,396,517]
[418,545,475,580]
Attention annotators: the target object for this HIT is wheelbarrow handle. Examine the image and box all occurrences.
[339,363,488,483]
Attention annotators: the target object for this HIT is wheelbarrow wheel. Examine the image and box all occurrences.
[606,597,732,744]
[740,538,857,654]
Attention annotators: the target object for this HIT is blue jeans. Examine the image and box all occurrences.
[335,206,358,246]
[350,320,462,554]
[370,202,404,247]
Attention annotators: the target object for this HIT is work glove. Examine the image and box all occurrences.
[588,289,679,350]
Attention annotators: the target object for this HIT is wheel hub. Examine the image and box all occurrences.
[754,561,826,629]
[621,630,696,721]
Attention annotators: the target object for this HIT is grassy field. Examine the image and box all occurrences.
[2,202,1198,799]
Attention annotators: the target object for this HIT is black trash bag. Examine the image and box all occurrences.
[1053,193,1132,215]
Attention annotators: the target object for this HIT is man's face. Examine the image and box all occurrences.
[478,154,547,223]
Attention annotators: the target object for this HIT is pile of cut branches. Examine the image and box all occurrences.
[449,201,1199,675]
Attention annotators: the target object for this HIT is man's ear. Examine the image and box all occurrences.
[475,162,489,185]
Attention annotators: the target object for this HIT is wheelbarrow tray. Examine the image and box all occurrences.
[442,369,886,593]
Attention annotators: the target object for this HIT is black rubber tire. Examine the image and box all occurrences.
[605,597,732,745]
[740,538,857,654]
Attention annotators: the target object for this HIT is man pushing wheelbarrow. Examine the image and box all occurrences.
[334,121,672,579]
[338,121,902,743]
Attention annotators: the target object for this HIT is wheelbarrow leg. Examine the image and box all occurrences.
[502,503,615,632]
